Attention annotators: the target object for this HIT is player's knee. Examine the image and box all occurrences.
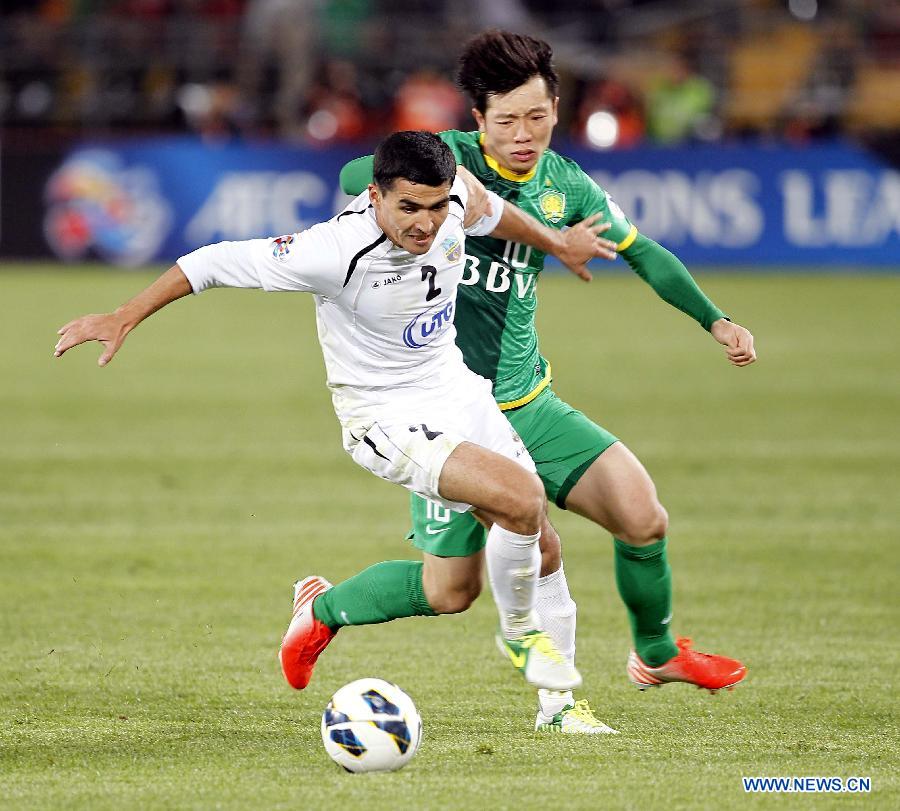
[502,473,545,534]
[430,578,482,615]
[618,502,668,545]
[650,503,669,539]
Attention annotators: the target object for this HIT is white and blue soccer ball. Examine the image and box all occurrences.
[321,678,422,773]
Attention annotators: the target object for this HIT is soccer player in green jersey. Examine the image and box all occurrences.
[331,30,757,733]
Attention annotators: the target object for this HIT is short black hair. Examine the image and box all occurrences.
[457,30,559,114]
[373,131,456,191]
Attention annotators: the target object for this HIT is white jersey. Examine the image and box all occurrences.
[177,177,503,429]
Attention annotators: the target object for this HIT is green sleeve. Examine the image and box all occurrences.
[621,234,727,331]
[340,155,375,195]
[571,170,638,248]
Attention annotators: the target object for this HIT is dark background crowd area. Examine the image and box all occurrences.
[1,0,898,153]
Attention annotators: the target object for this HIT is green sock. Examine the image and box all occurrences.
[312,560,436,631]
[614,537,679,666]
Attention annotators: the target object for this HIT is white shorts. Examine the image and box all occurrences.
[342,377,535,512]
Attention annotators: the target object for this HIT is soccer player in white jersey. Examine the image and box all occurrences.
[54,131,618,696]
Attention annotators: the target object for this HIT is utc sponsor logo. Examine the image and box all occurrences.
[402,300,454,348]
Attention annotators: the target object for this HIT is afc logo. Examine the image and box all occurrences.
[272,234,294,260]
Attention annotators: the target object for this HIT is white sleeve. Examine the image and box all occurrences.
[177,221,346,298]
[465,190,505,237]
[447,174,469,224]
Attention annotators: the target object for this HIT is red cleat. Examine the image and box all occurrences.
[627,637,747,692]
[279,576,336,689]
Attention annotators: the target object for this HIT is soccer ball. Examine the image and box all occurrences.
[321,678,422,773]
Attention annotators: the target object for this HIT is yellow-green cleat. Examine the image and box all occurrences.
[495,629,582,691]
[535,699,619,734]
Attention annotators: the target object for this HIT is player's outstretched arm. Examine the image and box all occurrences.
[54,265,192,366]
[620,234,757,367]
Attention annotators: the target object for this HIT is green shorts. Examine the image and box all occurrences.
[408,387,618,557]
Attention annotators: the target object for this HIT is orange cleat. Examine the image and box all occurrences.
[627,637,747,692]
[279,576,336,689]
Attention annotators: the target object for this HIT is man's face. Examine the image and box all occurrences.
[370,178,452,255]
[473,75,558,175]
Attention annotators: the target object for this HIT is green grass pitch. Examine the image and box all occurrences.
[1,265,898,809]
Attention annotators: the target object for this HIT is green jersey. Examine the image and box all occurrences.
[437,130,638,408]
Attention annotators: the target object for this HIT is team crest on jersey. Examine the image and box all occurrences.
[271,235,294,261]
[441,236,462,263]
[539,190,566,224]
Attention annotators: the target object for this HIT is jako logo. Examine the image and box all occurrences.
[43,150,172,266]
[403,301,454,348]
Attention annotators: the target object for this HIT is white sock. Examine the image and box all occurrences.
[485,523,541,640]
[535,564,578,717]
[538,689,574,717]
[535,564,577,666]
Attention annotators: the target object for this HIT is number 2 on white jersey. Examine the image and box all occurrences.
[421,265,441,301]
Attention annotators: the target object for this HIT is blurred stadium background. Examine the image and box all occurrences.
[3,0,900,143]
[1,0,898,266]
[2,2,899,808]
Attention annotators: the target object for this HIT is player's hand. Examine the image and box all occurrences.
[710,318,757,367]
[557,214,618,282]
[456,165,492,229]
[54,312,130,366]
